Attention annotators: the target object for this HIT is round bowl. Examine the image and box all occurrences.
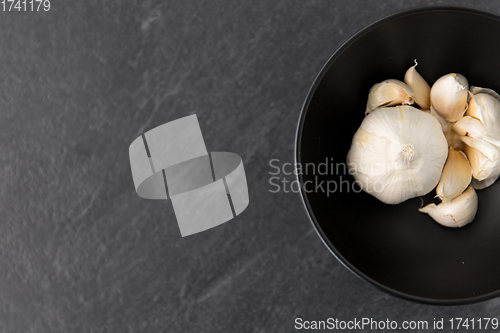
[296,6,500,305]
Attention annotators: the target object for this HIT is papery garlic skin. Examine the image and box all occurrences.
[347,106,448,204]
[404,61,431,109]
[470,86,500,100]
[436,148,472,202]
[419,186,478,228]
[365,79,414,115]
[430,73,469,122]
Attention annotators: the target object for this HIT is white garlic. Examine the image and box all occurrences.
[466,92,484,124]
[347,105,448,204]
[461,136,500,162]
[462,140,500,183]
[452,116,486,138]
[435,148,472,202]
[404,60,431,109]
[419,186,478,228]
[365,79,414,115]
[430,73,469,121]
[453,92,500,188]
[466,93,500,140]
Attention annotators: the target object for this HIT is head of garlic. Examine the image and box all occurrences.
[365,79,414,115]
[347,105,448,204]
[430,73,469,122]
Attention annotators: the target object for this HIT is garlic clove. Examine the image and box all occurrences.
[466,93,500,142]
[419,186,478,228]
[465,92,484,124]
[404,60,431,109]
[347,106,448,204]
[430,73,469,121]
[481,135,500,149]
[464,93,500,172]
[365,79,414,115]
[452,116,486,138]
[472,93,500,139]
[462,142,500,181]
[436,148,472,202]
[461,136,500,161]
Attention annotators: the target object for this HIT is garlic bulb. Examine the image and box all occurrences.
[430,73,469,121]
[347,105,448,204]
[365,79,414,115]
[419,186,478,228]
[404,60,431,109]
[435,148,472,202]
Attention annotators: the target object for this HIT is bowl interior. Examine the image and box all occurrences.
[297,6,500,304]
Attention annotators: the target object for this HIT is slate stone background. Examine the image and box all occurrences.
[2,0,500,332]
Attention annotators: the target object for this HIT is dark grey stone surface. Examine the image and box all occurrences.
[2,0,500,332]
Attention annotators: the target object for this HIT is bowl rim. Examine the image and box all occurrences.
[295,4,500,305]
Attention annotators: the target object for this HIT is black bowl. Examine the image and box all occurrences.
[296,6,500,305]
